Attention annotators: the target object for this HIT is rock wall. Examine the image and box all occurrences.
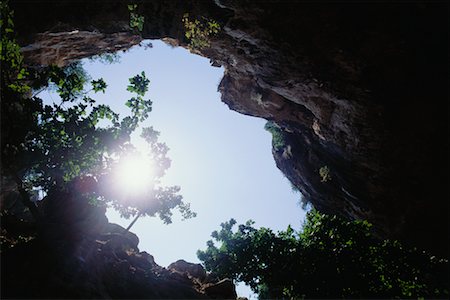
[11,0,449,257]
[1,182,236,299]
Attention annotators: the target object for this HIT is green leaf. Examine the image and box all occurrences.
[127,71,150,96]
[91,78,107,93]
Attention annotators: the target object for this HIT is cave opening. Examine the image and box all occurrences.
[40,39,306,298]
[4,1,448,298]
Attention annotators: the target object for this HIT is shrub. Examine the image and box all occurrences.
[264,121,286,151]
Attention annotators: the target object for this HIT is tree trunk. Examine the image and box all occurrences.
[124,212,141,233]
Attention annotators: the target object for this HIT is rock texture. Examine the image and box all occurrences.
[22,30,141,67]
[11,0,449,257]
[1,183,236,299]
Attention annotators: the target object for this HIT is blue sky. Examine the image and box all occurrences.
[43,40,306,298]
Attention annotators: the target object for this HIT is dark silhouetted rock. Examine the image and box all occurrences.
[204,278,237,299]
[1,181,235,299]
[10,0,449,262]
[168,259,207,281]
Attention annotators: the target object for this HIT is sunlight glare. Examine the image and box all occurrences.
[115,153,154,193]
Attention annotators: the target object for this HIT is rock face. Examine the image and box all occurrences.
[1,185,236,299]
[169,259,207,281]
[11,0,449,257]
[22,30,141,67]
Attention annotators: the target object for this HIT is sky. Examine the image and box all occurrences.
[42,40,306,299]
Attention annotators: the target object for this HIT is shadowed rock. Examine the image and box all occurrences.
[11,0,449,258]
[1,184,236,299]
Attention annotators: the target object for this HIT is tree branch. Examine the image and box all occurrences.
[11,174,42,222]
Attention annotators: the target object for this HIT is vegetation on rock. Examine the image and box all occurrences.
[128,4,145,32]
[198,210,449,299]
[264,121,286,151]
[319,165,332,183]
[2,1,448,299]
[182,13,220,50]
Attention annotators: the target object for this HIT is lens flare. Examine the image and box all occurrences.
[115,153,154,193]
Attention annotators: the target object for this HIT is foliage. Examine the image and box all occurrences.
[290,182,299,193]
[46,62,91,100]
[319,165,331,182]
[91,78,107,93]
[127,71,149,96]
[0,1,29,94]
[128,4,145,32]
[88,52,121,64]
[0,228,35,252]
[1,2,194,227]
[198,210,449,299]
[264,121,286,151]
[290,182,312,210]
[182,13,220,50]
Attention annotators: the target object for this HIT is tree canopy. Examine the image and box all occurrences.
[198,210,449,299]
[1,2,194,234]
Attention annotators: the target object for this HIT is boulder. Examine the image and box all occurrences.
[168,259,207,281]
[204,279,237,299]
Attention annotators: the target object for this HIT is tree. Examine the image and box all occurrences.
[1,1,194,236]
[198,210,449,299]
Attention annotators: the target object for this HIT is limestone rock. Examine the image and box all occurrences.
[11,0,449,258]
[1,178,235,299]
[203,278,237,299]
[2,221,235,299]
[168,259,207,282]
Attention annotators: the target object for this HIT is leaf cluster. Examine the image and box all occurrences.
[198,210,449,299]
[319,165,331,182]
[128,4,145,32]
[88,52,121,65]
[182,13,220,50]
[1,1,194,227]
[264,121,286,151]
[0,1,29,94]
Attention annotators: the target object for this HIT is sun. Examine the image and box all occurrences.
[115,153,154,193]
